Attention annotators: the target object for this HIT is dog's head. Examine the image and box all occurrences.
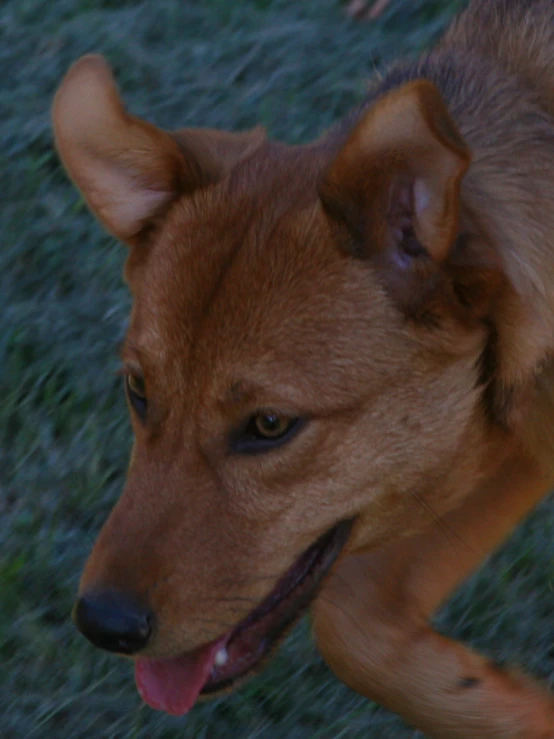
[53,56,504,714]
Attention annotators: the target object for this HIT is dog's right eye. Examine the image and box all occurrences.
[231,411,303,455]
[125,374,147,420]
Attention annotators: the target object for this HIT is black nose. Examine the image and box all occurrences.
[73,590,154,655]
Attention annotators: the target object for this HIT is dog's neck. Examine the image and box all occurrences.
[346,47,554,475]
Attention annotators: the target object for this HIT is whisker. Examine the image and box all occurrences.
[195,594,265,604]
[410,491,477,566]
[312,593,370,642]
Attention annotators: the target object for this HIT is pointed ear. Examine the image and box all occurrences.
[320,80,471,304]
[53,55,265,245]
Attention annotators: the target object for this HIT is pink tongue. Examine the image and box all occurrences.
[134,637,227,716]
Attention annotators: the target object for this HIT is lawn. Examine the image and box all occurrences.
[1,0,553,737]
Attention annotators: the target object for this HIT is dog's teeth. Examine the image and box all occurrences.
[215,647,228,667]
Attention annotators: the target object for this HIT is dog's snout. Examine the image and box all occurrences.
[73,590,154,655]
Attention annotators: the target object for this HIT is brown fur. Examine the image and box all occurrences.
[53,1,554,736]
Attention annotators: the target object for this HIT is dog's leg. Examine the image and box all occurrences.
[313,453,554,738]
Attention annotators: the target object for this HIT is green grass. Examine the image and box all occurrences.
[1,0,552,736]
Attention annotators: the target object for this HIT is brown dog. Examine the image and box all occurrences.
[52,1,554,736]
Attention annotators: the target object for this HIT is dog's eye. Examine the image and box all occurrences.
[254,412,292,439]
[125,373,147,419]
[232,411,302,454]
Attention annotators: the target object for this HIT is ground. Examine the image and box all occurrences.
[1,0,553,737]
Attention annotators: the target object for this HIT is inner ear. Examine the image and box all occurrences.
[320,80,471,265]
[52,55,265,246]
[386,173,434,259]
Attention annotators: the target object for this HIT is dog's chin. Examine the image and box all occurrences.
[134,519,354,715]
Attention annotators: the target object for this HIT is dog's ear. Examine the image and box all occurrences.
[53,55,265,245]
[320,80,471,317]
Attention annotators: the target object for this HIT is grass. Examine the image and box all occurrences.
[1,0,552,736]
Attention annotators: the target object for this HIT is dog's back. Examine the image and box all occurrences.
[442,0,554,470]
[445,0,554,116]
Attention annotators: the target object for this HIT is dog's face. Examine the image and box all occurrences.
[53,56,502,714]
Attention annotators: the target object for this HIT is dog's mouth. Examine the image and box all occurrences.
[134,519,353,716]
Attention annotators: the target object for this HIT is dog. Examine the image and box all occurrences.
[52,1,554,736]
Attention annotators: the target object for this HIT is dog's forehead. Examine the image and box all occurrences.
[131,143,324,284]
[123,143,396,392]
[127,147,326,323]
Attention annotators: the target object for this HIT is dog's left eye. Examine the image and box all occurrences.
[125,373,147,420]
[232,411,302,454]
